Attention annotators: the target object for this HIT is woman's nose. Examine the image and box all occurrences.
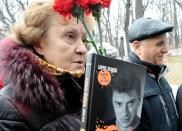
[75,40,87,54]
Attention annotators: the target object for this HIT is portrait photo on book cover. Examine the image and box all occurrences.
[94,64,145,131]
[109,68,144,131]
[80,54,145,131]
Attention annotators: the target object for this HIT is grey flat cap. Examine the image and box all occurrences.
[128,17,174,42]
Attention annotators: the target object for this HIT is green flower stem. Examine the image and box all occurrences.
[97,17,105,55]
[79,18,99,54]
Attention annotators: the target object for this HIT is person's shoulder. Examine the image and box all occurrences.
[179,84,182,90]
[0,91,31,131]
[0,94,23,121]
[0,37,16,48]
[176,84,182,98]
[0,94,13,110]
[0,37,17,60]
[0,84,20,119]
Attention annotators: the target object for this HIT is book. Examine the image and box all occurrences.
[80,53,146,131]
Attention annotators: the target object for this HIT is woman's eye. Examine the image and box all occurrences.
[65,33,74,39]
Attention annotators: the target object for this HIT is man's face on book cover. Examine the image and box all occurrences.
[112,89,140,129]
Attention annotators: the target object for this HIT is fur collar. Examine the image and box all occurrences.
[0,40,65,113]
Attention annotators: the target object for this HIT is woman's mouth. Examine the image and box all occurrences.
[73,61,85,67]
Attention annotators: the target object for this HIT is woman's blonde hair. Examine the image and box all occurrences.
[11,0,94,47]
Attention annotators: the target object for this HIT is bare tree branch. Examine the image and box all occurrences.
[3,0,16,23]
[143,0,150,10]
[121,0,126,5]
[0,10,11,26]
[0,0,28,34]
[135,0,144,19]
[176,0,182,9]
[15,0,26,10]
[102,8,113,45]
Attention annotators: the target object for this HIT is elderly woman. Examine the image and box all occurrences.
[0,0,100,130]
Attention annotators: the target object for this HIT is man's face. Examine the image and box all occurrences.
[112,89,140,128]
[134,34,168,65]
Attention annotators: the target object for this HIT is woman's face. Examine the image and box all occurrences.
[37,14,88,72]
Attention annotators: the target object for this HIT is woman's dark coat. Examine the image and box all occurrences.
[0,38,84,131]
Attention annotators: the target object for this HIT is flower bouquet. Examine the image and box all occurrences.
[53,0,112,55]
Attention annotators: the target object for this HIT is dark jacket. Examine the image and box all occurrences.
[129,52,179,131]
[176,84,182,130]
[0,38,84,131]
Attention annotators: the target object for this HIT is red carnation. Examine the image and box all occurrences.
[88,0,101,5]
[74,0,89,9]
[88,0,111,8]
[100,0,111,8]
[53,0,74,18]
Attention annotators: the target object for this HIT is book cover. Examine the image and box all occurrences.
[81,53,146,131]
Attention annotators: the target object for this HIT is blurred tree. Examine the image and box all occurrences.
[0,0,28,35]
[135,0,144,19]
[102,8,113,46]
[173,0,180,48]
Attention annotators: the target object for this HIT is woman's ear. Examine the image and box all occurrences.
[33,39,45,56]
[132,40,142,56]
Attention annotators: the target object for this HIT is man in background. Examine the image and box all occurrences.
[128,17,179,131]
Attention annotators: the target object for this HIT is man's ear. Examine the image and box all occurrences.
[132,40,142,56]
